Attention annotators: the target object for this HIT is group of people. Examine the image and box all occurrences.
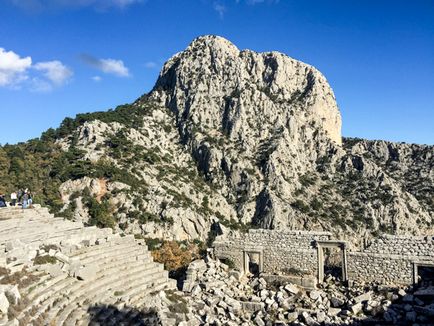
[0,189,33,209]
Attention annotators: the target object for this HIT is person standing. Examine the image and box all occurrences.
[28,191,33,208]
[22,192,28,209]
[10,191,17,206]
[17,189,23,204]
[0,194,6,208]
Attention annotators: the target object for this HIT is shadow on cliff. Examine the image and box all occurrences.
[86,304,160,326]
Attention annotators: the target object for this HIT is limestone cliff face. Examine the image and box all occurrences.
[148,35,344,227]
[55,35,432,244]
[152,35,341,145]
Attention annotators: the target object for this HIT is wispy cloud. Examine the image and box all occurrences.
[91,75,102,82]
[0,48,32,87]
[8,0,143,12]
[0,47,72,91]
[80,54,130,77]
[34,60,73,85]
[143,61,158,69]
[213,0,278,18]
[213,2,226,19]
[237,0,279,4]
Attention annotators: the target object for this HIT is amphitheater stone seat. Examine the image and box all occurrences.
[0,206,176,325]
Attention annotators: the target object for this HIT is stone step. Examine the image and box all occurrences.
[37,258,158,321]
[48,264,164,324]
[127,273,174,307]
[22,271,51,295]
[118,280,174,324]
[73,272,171,326]
[37,227,108,246]
[0,225,85,244]
[73,240,144,264]
[81,254,154,283]
[18,273,75,321]
[25,253,154,319]
[1,220,84,234]
[120,269,168,302]
[0,210,65,220]
[27,272,70,301]
[78,244,149,267]
[63,271,168,325]
[70,235,135,257]
[2,227,108,251]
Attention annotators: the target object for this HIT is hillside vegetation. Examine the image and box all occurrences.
[0,35,432,245]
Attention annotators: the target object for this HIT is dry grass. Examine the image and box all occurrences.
[7,296,29,320]
[151,241,201,275]
[0,267,40,289]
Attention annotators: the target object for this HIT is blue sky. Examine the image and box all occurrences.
[0,0,433,145]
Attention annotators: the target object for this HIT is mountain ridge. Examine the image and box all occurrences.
[0,35,432,246]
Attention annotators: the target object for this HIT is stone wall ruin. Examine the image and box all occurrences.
[213,229,434,288]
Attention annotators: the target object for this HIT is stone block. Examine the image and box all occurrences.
[350,302,362,315]
[54,252,69,264]
[76,264,98,281]
[287,311,298,322]
[353,291,371,303]
[5,239,24,252]
[328,307,341,316]
[309,290,321,300]
[284,283,299,295]
[228,270,241,280]
[331,296,345,307]
[44,263,63,277]
[301,277,316,289]
[405,311,417,322]
[0,292,9,314]
[96,238,107,245]
[240,301,264,312]
[224,297,242,313]
[5,285,20,305]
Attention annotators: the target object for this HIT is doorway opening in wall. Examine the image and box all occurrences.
[323,247,343,281]
[219,257,235,270]
[317,241,347,284]
[246,252,260,275]
[416,265,434,287]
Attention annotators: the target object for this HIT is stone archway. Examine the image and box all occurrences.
[413,262,434,287]
[316,241,348,283]
[243,249,263,275]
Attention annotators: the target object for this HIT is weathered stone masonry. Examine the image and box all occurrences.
[214,229,331,288]
[214,229,434,287]
[348,235,434,285]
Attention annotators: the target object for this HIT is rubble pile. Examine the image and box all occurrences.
[171,258,434,326]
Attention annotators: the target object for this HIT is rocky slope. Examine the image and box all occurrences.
[0,35,432,244]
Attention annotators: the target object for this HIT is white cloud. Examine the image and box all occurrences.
[34,60,73,85]
[213,2,226,19]
[144,61,157,69]
[92,75,102,82]
[81,54,130,77]
[100,58,129,77]
[0,47,72,91]
[30,77,54,92]
[9,0,143,11]
[0,48,32,87]
[214,0,278,17]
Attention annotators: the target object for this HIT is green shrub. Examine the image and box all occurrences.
[33,255,58,265]
[291,200,310,213]
[83,196,115,229]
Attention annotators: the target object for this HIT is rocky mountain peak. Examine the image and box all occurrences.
[152,34,342,145]
[1,35,431,246]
